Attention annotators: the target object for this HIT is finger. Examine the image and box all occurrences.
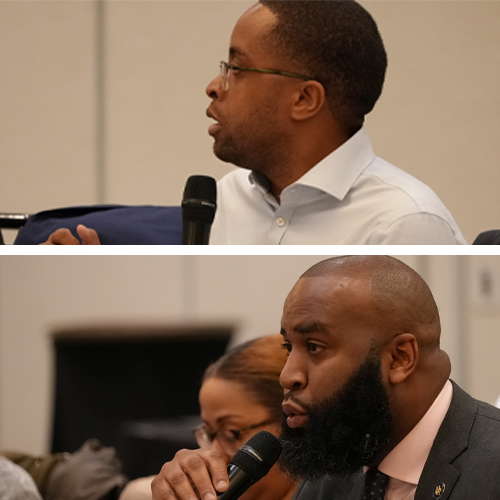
[151,474,176,500]
[77,225,101,245]
[185,449,230,498]
[203,453,229,495]
[180,452,219,500]
[151,461,197,500]
[40,228,80,245]
[160,449,228,500]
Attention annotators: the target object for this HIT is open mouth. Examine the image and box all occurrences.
[282,401,309,429]
[206,109,221,137]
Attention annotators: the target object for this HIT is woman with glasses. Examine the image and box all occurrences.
[121,334,297,500]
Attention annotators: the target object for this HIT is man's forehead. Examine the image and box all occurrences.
[229,3,277,57]
[237,2,274,28]
[282,275,373,323]
[287,274,372,302]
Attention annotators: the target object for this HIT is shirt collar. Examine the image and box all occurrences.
[376,380,453,485]
[247,171,279,209]
[248,127,376,202]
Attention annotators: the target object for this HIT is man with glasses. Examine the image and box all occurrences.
[42,0,466,245]
[207,0,466,244]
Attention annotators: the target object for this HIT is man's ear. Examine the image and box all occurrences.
[387,333,418,385]
[290,81,326,121]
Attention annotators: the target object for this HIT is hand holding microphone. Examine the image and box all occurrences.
[151,431,282,500]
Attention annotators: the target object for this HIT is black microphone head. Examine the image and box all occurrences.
[229,431,282,484]
[182,175,217,224]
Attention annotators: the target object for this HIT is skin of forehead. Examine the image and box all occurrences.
[229,4,279,62]
[284,274,376,327]
[284,269,437,349]
[199,377,270,426]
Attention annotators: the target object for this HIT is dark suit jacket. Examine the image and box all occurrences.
[292,381,500,500]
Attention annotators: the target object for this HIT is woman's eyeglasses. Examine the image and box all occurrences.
[194,419,273,455]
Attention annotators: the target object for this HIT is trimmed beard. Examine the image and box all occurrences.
[212,97,291,174]
[279,355,392,481]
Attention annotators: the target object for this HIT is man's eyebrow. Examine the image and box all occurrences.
[295,322,328,334]
[229,46,246,60]
[281,323,328,336]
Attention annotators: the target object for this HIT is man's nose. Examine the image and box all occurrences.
[206,74,224,100]
[280,352,307,391]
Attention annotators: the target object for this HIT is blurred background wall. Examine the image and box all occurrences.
[1,254,500,456]
[1,1,499,244]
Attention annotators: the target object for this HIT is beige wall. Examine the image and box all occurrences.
[1,255,500,456]
[1,1,499,243]
[364,1,500,243]
[0,1,97,210]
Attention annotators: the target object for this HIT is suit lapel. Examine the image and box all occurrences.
[292,470,364,500]
[326,470,364,500]
[415,451,460,500]
[344,474,364,500]
[414,382,478,500]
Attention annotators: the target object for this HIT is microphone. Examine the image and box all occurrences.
[182,175,217,245]
[218,431,282,500]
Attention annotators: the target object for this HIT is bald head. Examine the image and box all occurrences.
[300,256,441,352]
[280,255,450,459]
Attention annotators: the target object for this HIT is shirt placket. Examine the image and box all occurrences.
[265,187,299,244]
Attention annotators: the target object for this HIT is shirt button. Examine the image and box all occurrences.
[276,217,286,227]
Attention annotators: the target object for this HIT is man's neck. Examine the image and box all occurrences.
[266,133,352,201]
[366,377,451,469]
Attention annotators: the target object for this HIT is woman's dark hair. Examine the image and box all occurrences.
[203,334,287,422]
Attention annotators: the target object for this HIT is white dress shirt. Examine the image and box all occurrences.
[210,128,466,245]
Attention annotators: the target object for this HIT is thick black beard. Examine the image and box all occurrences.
[279,356,392,481]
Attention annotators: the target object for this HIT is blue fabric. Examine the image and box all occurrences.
[14,205,182,245]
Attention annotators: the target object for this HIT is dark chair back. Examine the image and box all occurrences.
[473,230,500,245]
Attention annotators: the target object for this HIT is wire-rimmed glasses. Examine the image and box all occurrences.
[219,61,313,91]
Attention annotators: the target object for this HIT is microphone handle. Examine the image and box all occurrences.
[217,464,253,500]
[182,220,211,245]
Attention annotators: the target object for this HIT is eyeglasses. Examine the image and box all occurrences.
[220,61,313,91]
[194,419,273,455]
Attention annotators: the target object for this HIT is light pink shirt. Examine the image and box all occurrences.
[365,380,453,500]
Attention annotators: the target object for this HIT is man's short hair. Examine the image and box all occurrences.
[259,0,387,134]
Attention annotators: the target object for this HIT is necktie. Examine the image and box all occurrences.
[363,468,389,500]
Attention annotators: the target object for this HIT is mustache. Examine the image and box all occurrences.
[283,392,314,413]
